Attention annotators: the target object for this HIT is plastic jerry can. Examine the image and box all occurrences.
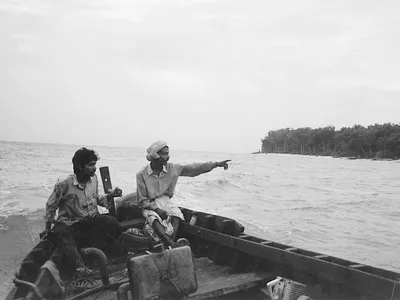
[127,245,197,300]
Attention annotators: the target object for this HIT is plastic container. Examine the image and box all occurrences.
[127,245,197,300]
[264,276,307,300]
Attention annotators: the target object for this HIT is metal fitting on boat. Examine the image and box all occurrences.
[81,248,109,285]
[116,282,130,300]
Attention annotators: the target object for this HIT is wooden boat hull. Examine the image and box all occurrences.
[178,207,400,300]
[6,198,400,300]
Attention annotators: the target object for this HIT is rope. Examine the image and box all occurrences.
[72,240,91,273]
[65,279,129,300]
[390,281,399,300]
[66,255,129,295]
[147,250,181,295]
[67,278,99,290]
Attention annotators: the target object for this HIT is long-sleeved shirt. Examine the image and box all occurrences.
[136,162,217,210]
[45,174,108,225]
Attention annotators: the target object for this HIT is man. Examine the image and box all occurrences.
[44,148,123,238]
[43,148,125,275]
[136,140,230,248]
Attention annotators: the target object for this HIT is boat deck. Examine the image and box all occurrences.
[189,257,272,300]
[79,257,273,300]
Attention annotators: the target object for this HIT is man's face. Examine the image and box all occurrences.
[82,160,97,177]
[157,147,170,165]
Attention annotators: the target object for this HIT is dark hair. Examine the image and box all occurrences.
[72,148,99,175]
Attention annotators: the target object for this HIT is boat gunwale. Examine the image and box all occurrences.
[180,221,400,300]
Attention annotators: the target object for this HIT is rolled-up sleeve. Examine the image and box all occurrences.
[136,173,158,210]
[177,162,217,177]
[45,181,66,222]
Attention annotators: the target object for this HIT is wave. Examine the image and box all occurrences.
[228,172,254,179]
[331,198,378,207]
[0,140,399,277]
[0,198,42,218]
[0,182,19,191]
[182,177,243,191]
[262,205,334,214]
[0,223,10,234]
[0,190,13,196]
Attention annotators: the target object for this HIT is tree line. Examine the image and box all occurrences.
[261,123,400,159]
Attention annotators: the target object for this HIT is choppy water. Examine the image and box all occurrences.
[1,141,400,297]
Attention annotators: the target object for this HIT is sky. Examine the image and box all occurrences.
[0,0,399,153]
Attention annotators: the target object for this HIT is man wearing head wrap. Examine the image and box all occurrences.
[136,140,230,248]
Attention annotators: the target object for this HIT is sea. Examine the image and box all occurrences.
[1,141,400,298]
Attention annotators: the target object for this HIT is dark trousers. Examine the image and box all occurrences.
[51,214,124,279]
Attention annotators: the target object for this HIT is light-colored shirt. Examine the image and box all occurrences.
[45,174,108,225]
[136,162,217,210]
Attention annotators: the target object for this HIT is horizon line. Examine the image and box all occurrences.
[0,139,247,155]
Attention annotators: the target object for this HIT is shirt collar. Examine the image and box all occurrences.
[72,174,92,189]
[147,164,168,175]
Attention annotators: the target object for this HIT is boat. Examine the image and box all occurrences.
[5,167,400,300]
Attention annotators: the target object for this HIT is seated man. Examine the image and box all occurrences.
[136,140,230,248]
[43,148,126,275]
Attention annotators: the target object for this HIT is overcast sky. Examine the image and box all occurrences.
[0,0,399,153]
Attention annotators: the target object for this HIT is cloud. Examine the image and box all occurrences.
[1,0,400,153]
[0,0,48,15]
[128,68,204,91]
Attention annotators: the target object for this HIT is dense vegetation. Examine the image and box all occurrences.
[261,123,400,160]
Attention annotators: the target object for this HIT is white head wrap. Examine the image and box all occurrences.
[146,140,168,161]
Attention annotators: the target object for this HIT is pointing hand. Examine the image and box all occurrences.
[216,160,231,170]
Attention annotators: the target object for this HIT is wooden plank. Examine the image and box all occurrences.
[314,255,329,259]
[181,223,399,300]
[87,290,115,300]
[260,241,273,245]
[350,264,365,269]
[286,247,298,251]
[99,166,113,192]
[239,234,251,240]
[230,250,239,271]
[212,220,234,265]
[196,215,215,257]
[188,258,273,300]
[92,257,272,300]
[99,166,116,217]
[232,251,261,273]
